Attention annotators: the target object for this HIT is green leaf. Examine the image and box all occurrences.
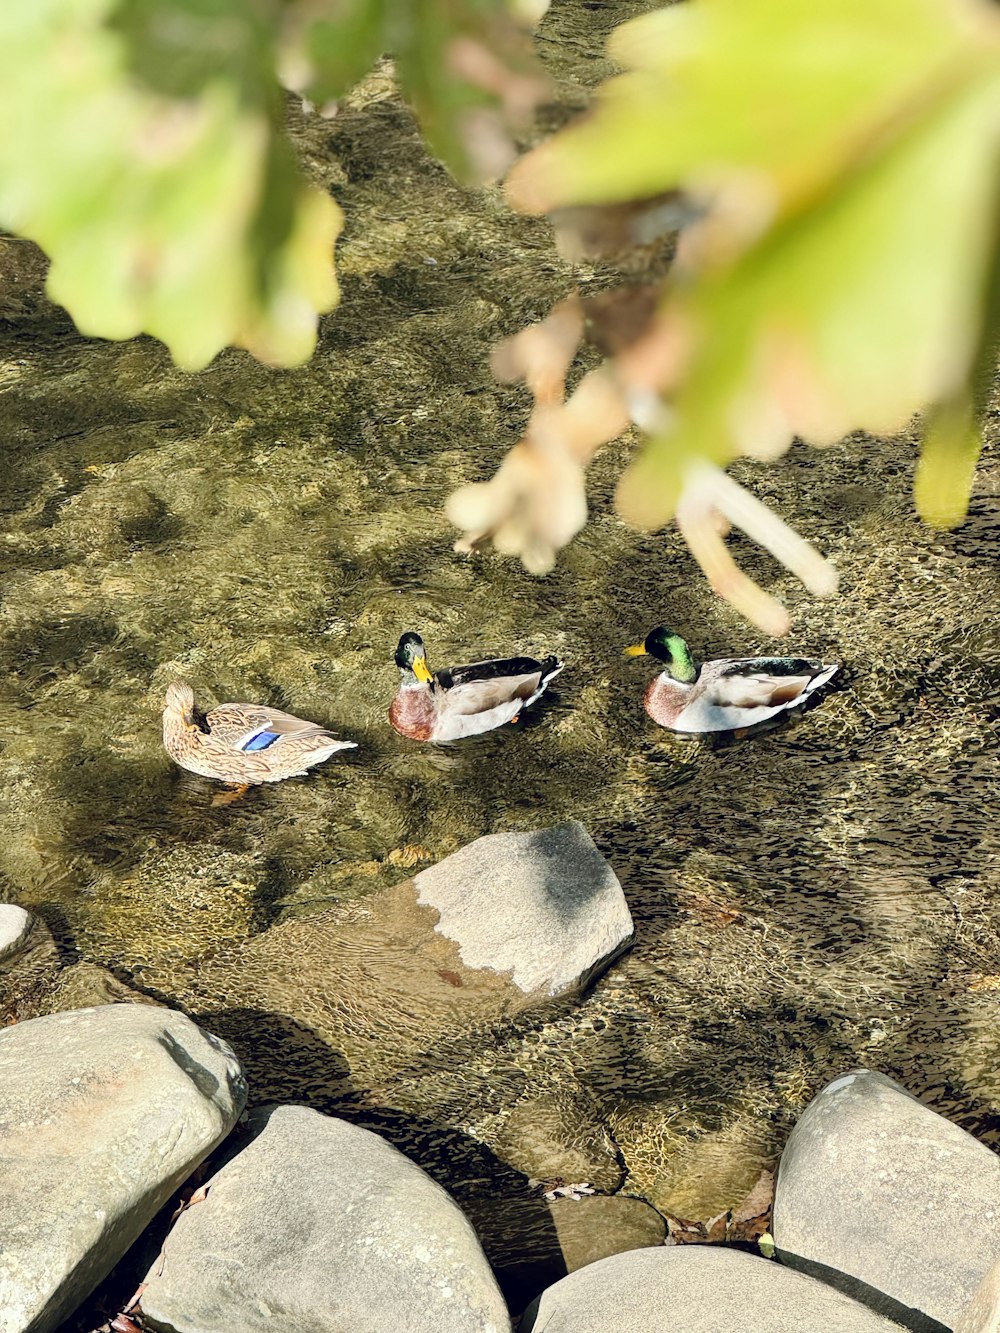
[508,0,997,220]
[505,0,1000,535]
[0,0,340,370]
[915,398,986,530]
[617,68,1000,529]
[390,0,546,183]
[298,0,390,104]
[292,0,546,183]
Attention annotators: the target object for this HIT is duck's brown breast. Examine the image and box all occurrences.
[643,676,690,729]
[389,690,436,741]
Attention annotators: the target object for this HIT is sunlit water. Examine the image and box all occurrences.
[0,0,997,1270]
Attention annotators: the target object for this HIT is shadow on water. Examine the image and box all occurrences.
[55,1006,564,1330]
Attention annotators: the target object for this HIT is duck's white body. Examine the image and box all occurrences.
[645,658,839,733]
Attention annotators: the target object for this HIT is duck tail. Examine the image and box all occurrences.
[539,656,564,687]
[807,662,840,693]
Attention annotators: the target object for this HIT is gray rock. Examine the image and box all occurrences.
[0,904,32,964]
[493,1088,624,1192]
[518,1245,901,1331]
[0,1004,246,1333]
[415,822,633,995]
[139,1104,511,1333]
[772,1069,1000,1329]
[956,1257,1000,1333]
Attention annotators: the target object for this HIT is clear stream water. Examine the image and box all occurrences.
[0,0,997,1297]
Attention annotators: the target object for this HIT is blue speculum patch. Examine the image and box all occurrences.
[241,730,281,752]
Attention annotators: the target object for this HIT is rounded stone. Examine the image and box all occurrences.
[0,904,32,964]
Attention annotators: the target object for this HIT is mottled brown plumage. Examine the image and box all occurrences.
[162,681,356,787]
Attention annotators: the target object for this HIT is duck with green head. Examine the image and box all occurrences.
[626,628,838,733]
[389,631,563,742]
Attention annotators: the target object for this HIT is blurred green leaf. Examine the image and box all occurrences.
[508,0,993,222]
[0,0,541,369]
[296,0,546,182]
[297,0,390,104]
[0,0,340,370]
[506,0,1000,533]
[110,0,276,103]
[915,397,986,530]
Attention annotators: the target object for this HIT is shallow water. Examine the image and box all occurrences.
[0,0,998,1243]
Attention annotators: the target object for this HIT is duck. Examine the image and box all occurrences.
[162,681,357,802]
[389,632,563,742]
[625,627,838,734]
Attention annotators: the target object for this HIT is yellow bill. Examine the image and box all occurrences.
[624,643,647,657]
[413,657,434,683]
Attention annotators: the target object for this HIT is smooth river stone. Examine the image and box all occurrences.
[772,1069,1000,1329]
[161,822,633,1105]
[518,1245,902,1331]
[139,1103,511,1333]
[0,1004,246,1333]
[414,821,633,995]
[955,1256,1000,1333]
[0,904,32,964]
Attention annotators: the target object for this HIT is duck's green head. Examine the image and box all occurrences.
[394,632,433,683]
[625,627,698,682]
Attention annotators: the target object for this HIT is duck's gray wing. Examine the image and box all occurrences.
[703,658,833,710]
[434,658,546,717]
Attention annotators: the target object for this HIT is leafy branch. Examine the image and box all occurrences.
[454,0,1000,630]
[0,0,545,369]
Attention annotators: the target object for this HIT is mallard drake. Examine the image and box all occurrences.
[389,632,563,742]
[626,627,838,733]
[162,681,356,799]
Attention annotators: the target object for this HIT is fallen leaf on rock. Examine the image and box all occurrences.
[109,1317,142,1333]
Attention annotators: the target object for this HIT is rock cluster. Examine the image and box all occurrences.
[1,835,998,1333]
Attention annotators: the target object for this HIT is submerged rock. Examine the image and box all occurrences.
[0,1004,246,1333]
[772,1069,1000,1329]
[468,1193,666,1316]
[138,1103,511,1333]
[45,960,162,1013]
[160,823,632,1135]
[492,1087,624,1192]
[518,1245,901,1331]
[0,904,32,964]
[414,821,633,996]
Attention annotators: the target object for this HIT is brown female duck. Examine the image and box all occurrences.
[162,681,356,799]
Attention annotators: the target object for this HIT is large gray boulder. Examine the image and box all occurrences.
[772,1070,1000,1329]
[415,821,633,995]
[468,1193,666,1316]
[0,1004,246,1333]
[139,1104,511,1333]
[518,1245,902,1331]
[160,823,632,1110]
